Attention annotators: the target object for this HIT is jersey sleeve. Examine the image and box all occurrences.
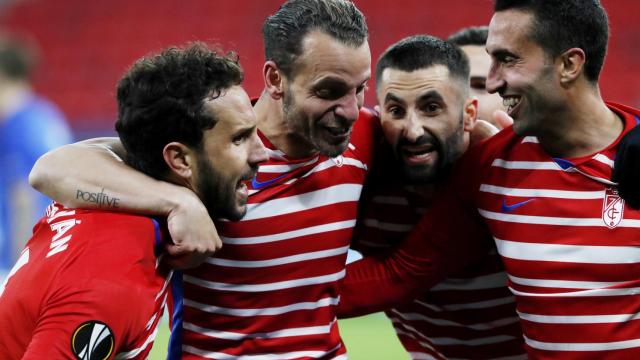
[338,136,501,318]
[21,281,144,359]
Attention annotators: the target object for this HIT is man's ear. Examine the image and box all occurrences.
[263,60,286,100]
[558,48,586,86]
[163,142,195,179]
[463,97,478,132]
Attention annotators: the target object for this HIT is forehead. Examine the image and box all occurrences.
[487,9,536,54]
[292,29,371,85]
[377,65,460,102]
[203,85,256,131]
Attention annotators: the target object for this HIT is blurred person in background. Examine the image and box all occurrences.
[0,34,72,281]
[448,26,507,130]
[348,34,525,360]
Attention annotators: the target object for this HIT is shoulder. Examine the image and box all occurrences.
[348,107,383,166]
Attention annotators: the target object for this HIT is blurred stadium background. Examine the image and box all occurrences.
[1,0,639,358]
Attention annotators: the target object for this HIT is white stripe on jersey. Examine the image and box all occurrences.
[592,153,614,168]
[495,238,640,264]
[183,319,336,340]
[115,318,161,359]
[524,335,640,352]
[408,352,439,360]
[183,296,340,317]
[259,157,319,173]
[183,269,345,292]
[509,274,624,289]
[208,246,349,268]
[479,184,604,199]
[431,271,508,291]
[363,218,415,232]
[429,335,520,346]
[390,309,520,330]
[182,344,342,359]
[221,220,356,245]
[414,296,516,312]
[521,136,539,143]
[479,209,640,227]
[370,195,410,205]
[491,159,561,170]
[509,286,640,297]
[518,311,640,324]
[243,184,362,221]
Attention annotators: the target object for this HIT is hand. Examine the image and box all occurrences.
[492,110,514,129]
[613,124,640,209]
[470,119,499,146]
[163,189,223,269]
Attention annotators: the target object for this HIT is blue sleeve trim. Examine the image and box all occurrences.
[634,115,640,125]
[167,271,184,360]
[553,158,575,170]
[150,218,163,257]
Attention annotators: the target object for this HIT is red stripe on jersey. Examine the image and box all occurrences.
[469,103,640,358]
[352,177,525,359]
[177,109,379,358]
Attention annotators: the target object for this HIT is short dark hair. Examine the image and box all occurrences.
[447,26,488,47]
[262,0,368,78]
[0,36,37,81]
[375,35,470,90]
[494,0,609,82]
[115,43,243,179]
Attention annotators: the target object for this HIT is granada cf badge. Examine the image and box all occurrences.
[602,187,624,229]
[71,321,114,360]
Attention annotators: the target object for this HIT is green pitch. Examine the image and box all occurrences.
[149,313,409,359]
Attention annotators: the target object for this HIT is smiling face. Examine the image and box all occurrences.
[377,65,470,184]
[195,86,268,220]
[282,30,371,157]
[486,9,565,136]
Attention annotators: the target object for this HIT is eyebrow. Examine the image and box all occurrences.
[383,92,405,105]
[416,90,444,104]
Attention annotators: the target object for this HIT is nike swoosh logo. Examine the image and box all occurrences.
[251,173,288,190]
[501,198,535,213]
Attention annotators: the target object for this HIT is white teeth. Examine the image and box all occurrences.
[503,97,520,108]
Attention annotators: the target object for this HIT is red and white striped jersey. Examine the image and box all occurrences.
[340,102,640,360]
[0,203,172,360]
[474,103,640,359]
[171,108,381,359]
[352,175,525,360]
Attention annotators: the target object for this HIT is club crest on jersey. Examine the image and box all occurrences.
[71,321,114,360]
[602,187,624,229]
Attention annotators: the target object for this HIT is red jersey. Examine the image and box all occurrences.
[0,203,172,359]
[340,103,640,359]
[352,169,525,359]
[170,108,381,359]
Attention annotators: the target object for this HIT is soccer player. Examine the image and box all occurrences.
[448,26,507,129]
[29,0,378,358]
[0,35,72,280]
[349,35,526,359]
[339,0,640,358]
[0,44,267,359]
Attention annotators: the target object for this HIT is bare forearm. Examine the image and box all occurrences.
[29,137,185,216]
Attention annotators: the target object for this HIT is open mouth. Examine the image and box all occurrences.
[324,125,350,137]
[502,96,522,116]
[402,144,436,164]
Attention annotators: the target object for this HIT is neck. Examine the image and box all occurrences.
[536,85,623,158]
[0,82,31,121]
[254,91,318,158]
